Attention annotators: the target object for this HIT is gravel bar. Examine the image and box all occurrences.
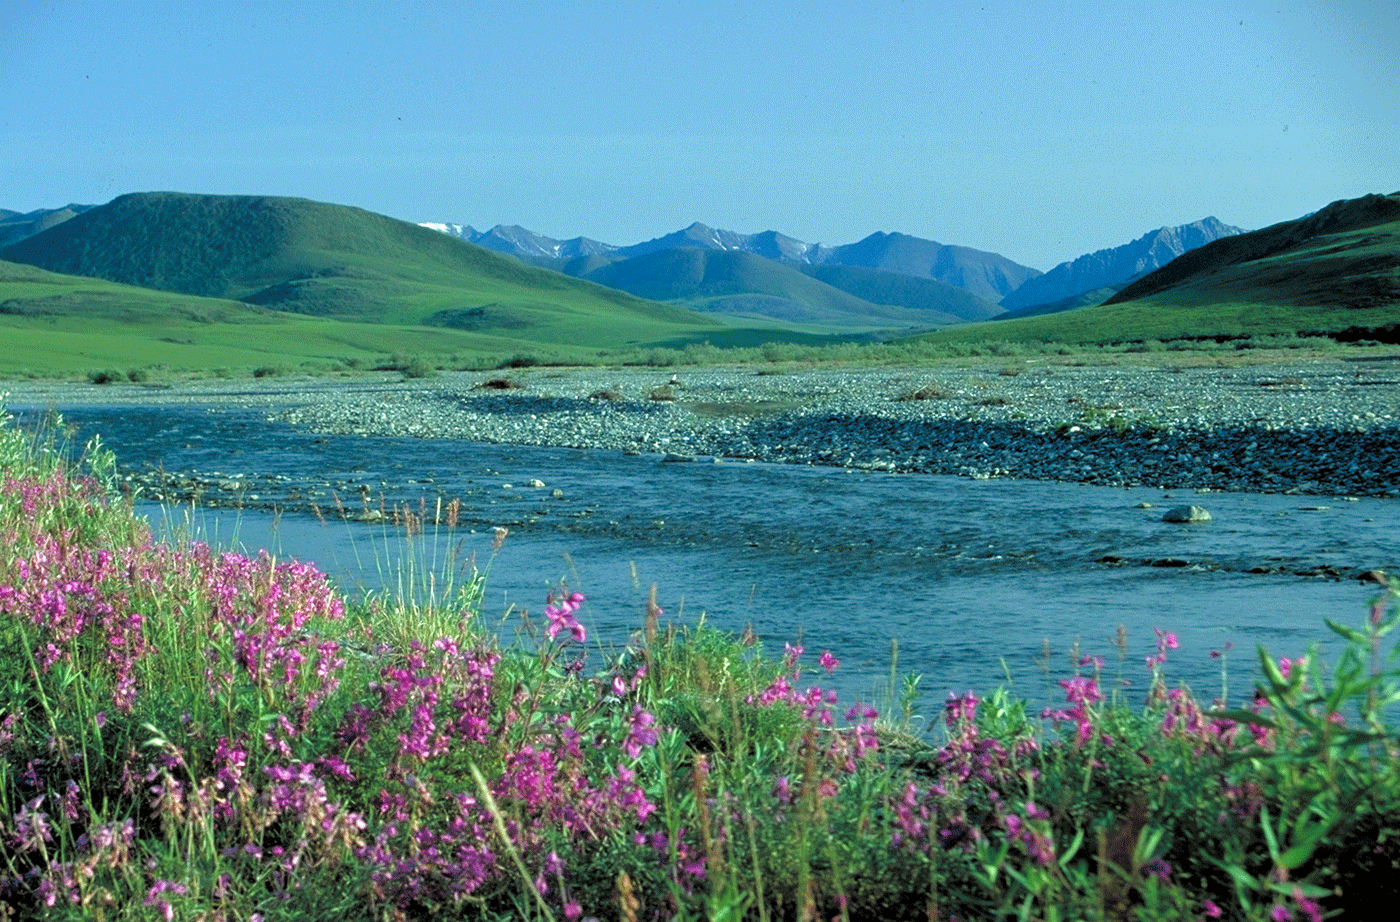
[5,358,1400,498]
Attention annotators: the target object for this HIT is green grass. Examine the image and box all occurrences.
[0,256,787,377]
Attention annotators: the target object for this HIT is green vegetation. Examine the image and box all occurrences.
[2,405,1399,920]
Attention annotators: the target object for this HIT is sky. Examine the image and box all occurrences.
[1,1,1396,271]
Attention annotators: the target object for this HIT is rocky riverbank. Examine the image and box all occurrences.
[276,359,1399,498]
[5,357,1399,498]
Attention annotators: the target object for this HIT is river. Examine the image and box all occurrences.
[16,402,1395,719]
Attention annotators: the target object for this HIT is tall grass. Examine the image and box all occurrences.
[0,403,1396,920]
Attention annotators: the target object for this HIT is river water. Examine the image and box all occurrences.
[18,402,1396,719]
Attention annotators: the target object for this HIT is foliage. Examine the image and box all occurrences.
[0,407,1397,920]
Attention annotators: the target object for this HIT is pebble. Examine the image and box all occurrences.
[5,359,1398,499]
[273,361,1400,499]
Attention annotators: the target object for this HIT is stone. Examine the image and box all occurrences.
[1161,505,1211,523]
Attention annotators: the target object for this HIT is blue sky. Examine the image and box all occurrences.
[2,0,1395,270]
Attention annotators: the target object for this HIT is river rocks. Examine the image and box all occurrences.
[1161,505,1212,523]
[6,358,1399,499]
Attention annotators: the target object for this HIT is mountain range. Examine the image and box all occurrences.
[0,201,1246,329]
[427,220,1038,304]
[424,216,1245,321]
[1,189,1394,378]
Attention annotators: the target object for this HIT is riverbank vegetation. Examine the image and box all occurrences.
[3,327,1395,385]
[1,409,1397,920]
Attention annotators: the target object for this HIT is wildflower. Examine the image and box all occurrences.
[143,880,189,921]
[1143,858,1172,881]
[13,796,53,851]
[1146,627,1179,670]
[1292,887,1323,922]
[819,650,840,673]
[623,706,659,759]
[1201,899,1223,918]
[546,591,586,644]
[944,690,979,726]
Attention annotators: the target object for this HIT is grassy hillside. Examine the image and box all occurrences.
[1108,192,1400,305]
[0,256,864,377]
[917,193,1400,346]
[0,193,726,342]
[0,204,94,249]
[0,259,634,376]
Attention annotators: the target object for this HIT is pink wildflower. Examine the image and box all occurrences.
[545,591,586,644]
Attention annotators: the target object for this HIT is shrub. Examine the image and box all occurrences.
[400,355,437,379]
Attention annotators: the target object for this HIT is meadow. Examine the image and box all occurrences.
[0,407,1397,921]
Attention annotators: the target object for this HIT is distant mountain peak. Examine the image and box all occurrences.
[998,217,1245,311]
[419,219,1039,301]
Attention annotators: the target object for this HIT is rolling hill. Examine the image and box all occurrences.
[0,192,735,350]
[0,204,95,249]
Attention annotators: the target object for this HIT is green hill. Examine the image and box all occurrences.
[915,192,1400,346]
[0,192,725,347]
[0,204,95,249]
[0,258,649,376]
[1106,192,1400,306]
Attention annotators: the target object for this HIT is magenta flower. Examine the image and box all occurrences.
[623,706,659,759]
[545,591,586,644]
[819,650,840,674]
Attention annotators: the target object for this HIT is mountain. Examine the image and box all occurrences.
[1107,193,1400,306]
[420,220,1040,303]
[999,217,1244,313]
[425,222,617,264]
[0,192,722,347]
[562,247,996,328]
[0,204,96,249]
[612,222,828,263]
[811,232,1039,303]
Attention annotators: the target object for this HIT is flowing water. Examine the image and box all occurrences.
[18,402,1396,719]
